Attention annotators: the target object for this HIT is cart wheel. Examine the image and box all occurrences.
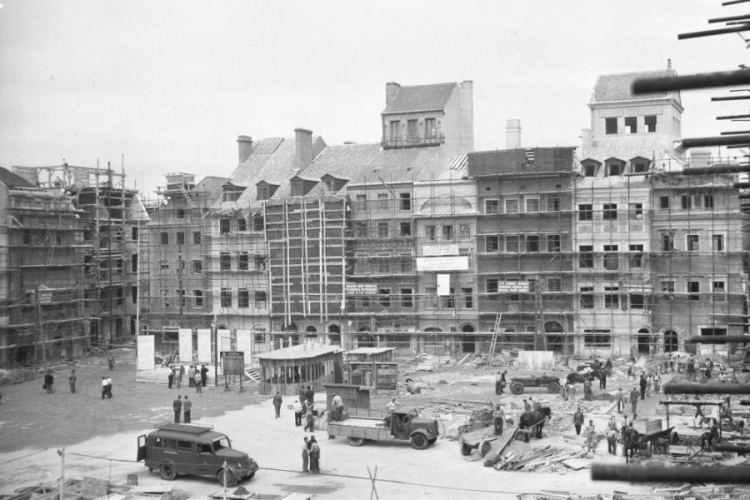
[479,440,493,458]
[510,382,524,395]
[547,382,561,394]
[347,437,365,447]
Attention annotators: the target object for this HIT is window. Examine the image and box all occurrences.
[238,218,247,231]
[376,259,390,274]
[132,227,139,241]
[255,255,266,270]
[704,194,714,209]
[713,234,724,251]
[459,225,470,239]
[629,244,643,268]
[238,289,250,308]
[257,185,269,201]
[603,245,618,270]
[176,232,185,245]
[680,195,691,210]
[580,287,594,309]
[687,234,700,252]
[485,236,499,252]
[291,181,304,197]
[354,194,366,210]
[645,115,657,133]
[578,204,593,221]
[461,287,473,308]
[661,233,674,251]
[255,291,267,308]
[377,222,389,238]
[688,281,700,301]
[631,158,650,173]
[584,330,612,347]
[399,222,411,237]
[603,204,618,220]
[526,235,539,252]
[194,290,203,307]
[220,252,231,270]
[425,225,436,241]
[177,440,192,451]
[579,245,594,268]
[399,193,412,211]
[713,281,726,301]
[486,279,499,300]
[389,120,400,143]
[442,288,455,308]
[525,198,539,213]
[425,118,436,138]
[355,221,368,238]
[193,231,201,244]
[661,281,675,300]
[377,193,388,211]
[582,161,598,177]
[624,116,637,134]
[442,225,453,241]
[605,160,624,176]
[160,232,169,245]
[378,288,391,307]
[253,214,264,232]
[401,288,413,307]
[400,254,413,273]
[220,219,230,234]
[160,260,169,271]
[220,288,232,307]
[161,290,170,308]
[505,199,519,214]
[407,119,418,142]
[604,287,619,308]
[547,234,561,252]
[485,199,499,214]
[629,203,643,219]
[506,235,519,252]
[546,197,560,212]
[605,117,617,134]
[547,278,562,292]
[659,196,670,210]
[631,294,645,309]
[131,254,138,273]
[239,252,249,270]
[192,260,202,273]
[176,209,186,220]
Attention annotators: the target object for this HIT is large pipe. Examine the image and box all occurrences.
[591,464,750,484]
[717,114,750,120]
[722,130,750,135]
[682,164,750,175]
[709,14,750,23]
[678,25,750,40]
[663,384,750,395]
[712,443,750,453]
[712,95,750,101]
[682,135,750,148]
[687,335,750,344]
[633,70,750,94]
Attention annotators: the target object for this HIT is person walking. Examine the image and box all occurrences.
[653,372,661,394]
[200,364,208,387]
[173,395,183,423]
[630,386,640,419]
[523,399,531,413]
[616,388,624,413]
[573,407,584,435]
[183,396,192,423]
[639,374,647,400]
[294,399,303,426]
[583,377,592,400]
[105,376,113,398]
[584,420,597,452]
[687,358,695,381]
[309,436,321,473]
[177,365,184,389]
[305,385,314,406]
[301,437,310,472]
[606,416,618,455]
[168,370,174,389]
[304,403,315,432]
[188,365,196,388]
[273,391,282,419]
[100,376,108,399]
[108,351,115,371]
[44,371,54,394]
[600,370,607,390]
[622,421,633,462]
[194,371,202,393]
[493,402,505,436]
[68,370,77,394]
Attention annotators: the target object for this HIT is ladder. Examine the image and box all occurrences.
[179,185,197,208]
[489,313,502,361]
[244,367,260,383]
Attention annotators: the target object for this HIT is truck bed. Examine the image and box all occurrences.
[328,417,393,441]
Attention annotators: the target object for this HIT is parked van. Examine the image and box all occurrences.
[137,423,259,486]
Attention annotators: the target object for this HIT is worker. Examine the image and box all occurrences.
[584,420,596,452]
[573,407,584,435]
[330,393,344,422]
[384,397,400,428]
[493,402,505,436]
[523,399,531,413]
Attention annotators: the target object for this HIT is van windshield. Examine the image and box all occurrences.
[212,437,231,451]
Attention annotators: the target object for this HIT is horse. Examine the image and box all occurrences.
[519,406,552,441]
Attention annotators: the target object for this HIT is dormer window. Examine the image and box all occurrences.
[630,157,650,174]
[581,160,600,177]
[324,179,333,191]
[425,118,436,138]
[258,185,269,200]
[291,181,304,197]
[605,159,625,177]
[407,119,419,143]
[256,182,279,201]
[389,121,401,144]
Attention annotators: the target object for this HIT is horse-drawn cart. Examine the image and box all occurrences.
[509,376,562,395]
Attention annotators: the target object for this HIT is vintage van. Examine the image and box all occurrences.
[137,423,259,486]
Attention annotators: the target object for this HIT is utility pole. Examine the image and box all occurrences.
[57,448,65,500]
[534,277,547,351]
[35,286,45,363]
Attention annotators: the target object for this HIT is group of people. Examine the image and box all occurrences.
[172,395,194,423]
[101,375,114,399]
[42,368,113,398]
[301,436,321,473]
[168,364,208,392]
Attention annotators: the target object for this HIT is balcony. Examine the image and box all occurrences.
[381,134,445,149]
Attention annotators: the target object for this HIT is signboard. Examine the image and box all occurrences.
[422,244,459,257]
[346,283,378,295]
[221,351,245,376]
[416,256,469,272]
[497,281,530,293]
[622,284,653,293]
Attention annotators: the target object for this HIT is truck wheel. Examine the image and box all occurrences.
[460,443,473,456]
[246,472,255,481]
[217,469,237,487]
[347,437,365,447]
[479,440,493,458]
[411,434,429,450]
[159,463,176,481]
[510,382,524,395]
[548,382,561,394]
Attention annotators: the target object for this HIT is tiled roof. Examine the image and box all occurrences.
[592,69,680,104]
[229,137,287,187]
[0,166,36,188]
[382,82,457,115]
[466,148,577,177]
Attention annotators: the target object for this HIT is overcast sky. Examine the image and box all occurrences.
[0,0,746,196]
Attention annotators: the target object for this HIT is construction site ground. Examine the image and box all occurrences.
[0,349,740,500]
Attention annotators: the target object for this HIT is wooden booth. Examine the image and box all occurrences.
[256,343,344,396]
[323,383,372,414]
[345,347,398,394]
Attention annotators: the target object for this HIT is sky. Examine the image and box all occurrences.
[0,0,747,197]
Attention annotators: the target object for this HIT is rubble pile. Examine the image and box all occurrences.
[484,443,590,473]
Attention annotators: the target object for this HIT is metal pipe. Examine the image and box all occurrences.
[591,464,750,484]
[722,130,750,134]
[740,399,750,405]
[709,14,750,23]
[633,70,750,94]
[687,335,750,344]
[713,95,750,101]
[724,0,750,5]
[681,164,750,175]
[678,25,750,40]
[717,114,750,120]
[663,384,750,395]
[681,135,750,149]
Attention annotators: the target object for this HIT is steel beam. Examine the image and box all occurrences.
[663,384,750,395]
[709,14,750,23]
[633,70,750,94]
[687,335,750,344]
[679,25,750,39]
[712,95,750,101]
[592,464,750,483]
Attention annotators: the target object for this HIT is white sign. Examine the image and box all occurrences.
[437,274,451,296]
[197,329,212,363]
[416,256,469,272]
[136,335,155,371]
[179,329,193,362]
[346,283,378,295]
[497,281,530,292]
[623,284,653,293]
[423,244,459,257]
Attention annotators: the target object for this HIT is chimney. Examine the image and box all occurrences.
[237,135,253,163]
[294,128,314,170]
[506,119,522,149]
[385,82,401,104]
[690,149,711,169]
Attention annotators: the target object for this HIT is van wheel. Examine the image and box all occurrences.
[159,463,176,481]
[347,437,365,447]
[217,469,237,487]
